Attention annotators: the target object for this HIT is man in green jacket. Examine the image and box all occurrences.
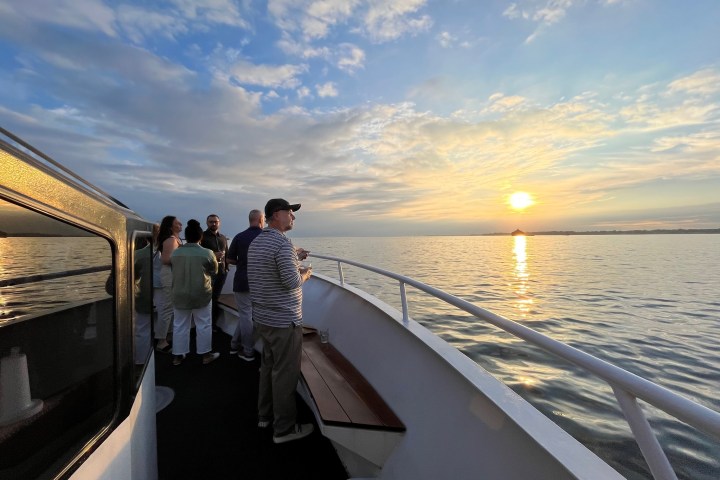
[170,219,220,366]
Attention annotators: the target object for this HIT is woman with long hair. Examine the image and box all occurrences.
[154,215,183,352]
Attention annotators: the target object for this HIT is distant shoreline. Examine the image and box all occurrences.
[3,228,719,239]
[478,228,720,236]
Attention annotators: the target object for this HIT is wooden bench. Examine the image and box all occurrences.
[300,329,404,431]
[298,328,405,476]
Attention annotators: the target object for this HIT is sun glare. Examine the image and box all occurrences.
[509,192,534,211]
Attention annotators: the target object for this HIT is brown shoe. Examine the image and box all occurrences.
[202,352,220,365]
[172,354,185,366]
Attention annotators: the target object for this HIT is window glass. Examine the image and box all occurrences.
[0,198,115,479]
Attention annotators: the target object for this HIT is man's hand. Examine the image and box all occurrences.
[296,247,310,260]
[299,265,312,282]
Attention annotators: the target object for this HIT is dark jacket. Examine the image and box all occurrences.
[201,229,228,274]
[227,226,263,292]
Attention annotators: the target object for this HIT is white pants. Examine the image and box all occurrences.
[172,302,212,356]
[154,266,174,340]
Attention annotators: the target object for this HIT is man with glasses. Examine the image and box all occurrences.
[201,214,228,332]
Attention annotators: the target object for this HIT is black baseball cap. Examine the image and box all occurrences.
[265,198,301,218]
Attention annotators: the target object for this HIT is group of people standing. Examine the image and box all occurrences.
[150,198,315,444]
[153,214,223,366]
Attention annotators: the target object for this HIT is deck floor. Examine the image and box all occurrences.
[155,329,348,480]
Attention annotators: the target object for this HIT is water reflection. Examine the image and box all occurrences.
[512,236,533,317]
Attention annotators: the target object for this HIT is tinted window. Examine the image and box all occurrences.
[0,198,115,479]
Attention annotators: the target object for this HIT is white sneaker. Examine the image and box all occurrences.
[238,352,255,362]
[272,423,314,444]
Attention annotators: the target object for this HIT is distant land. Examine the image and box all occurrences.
[480,228,720,236]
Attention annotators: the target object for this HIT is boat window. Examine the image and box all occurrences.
[0,197,115,479]
[132,231,154,390]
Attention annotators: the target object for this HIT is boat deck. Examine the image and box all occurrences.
[155,330,348,480]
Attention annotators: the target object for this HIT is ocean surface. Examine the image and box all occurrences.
[297,234,720,480]
[1,234,718,478]
[0,237,110,325]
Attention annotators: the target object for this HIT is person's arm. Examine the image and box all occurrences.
[161,237,178,265]
[278,244,305,289]
[226,236,238,265]
[206,250,219,275]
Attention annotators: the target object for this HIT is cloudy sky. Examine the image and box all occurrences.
[1,0,719,237]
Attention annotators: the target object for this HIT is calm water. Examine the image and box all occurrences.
[1,234,718,478]
[0,237,110,325]
[297,234,720,480]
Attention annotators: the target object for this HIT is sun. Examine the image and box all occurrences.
[509,192,534,211]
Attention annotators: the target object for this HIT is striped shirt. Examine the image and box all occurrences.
[247,227,303,328]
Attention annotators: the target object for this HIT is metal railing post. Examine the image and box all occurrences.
[337,261,345,286]
[612,386,678,480]
[399,281,409,325]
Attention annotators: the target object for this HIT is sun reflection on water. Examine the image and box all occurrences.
[512,235,533,317]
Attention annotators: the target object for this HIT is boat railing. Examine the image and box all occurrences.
[310,253,720,480]
[1,127,130,209]
[0,265,111,288]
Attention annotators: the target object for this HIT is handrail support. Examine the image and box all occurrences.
[399,281,409,326]
[612,386,678,480]
[337,261,344,286]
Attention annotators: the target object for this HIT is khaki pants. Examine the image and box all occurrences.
[256,322,302,436]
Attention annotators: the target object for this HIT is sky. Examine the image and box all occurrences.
[1,0,719,238]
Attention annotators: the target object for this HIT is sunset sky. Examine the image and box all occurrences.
[1,0,719,237]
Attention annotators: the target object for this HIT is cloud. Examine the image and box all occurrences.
[0,0,117,37]
[503,0,574,25]
[116,5,189,43]
[437,31,457,48]
[316,82,339,97]
[336,43,366,73]
[362,0,432,42]
[227,60,308,89]
[619,69,720,130]
[1,0,251,46]
[166,0,250,29]
[486,94,528,112]
[297,86,312,99]
[268,0,359,40]
[667,68,720,96]
[269,0,431,44]
[503,0,622,43]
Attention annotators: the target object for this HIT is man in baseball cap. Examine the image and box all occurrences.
[248,197,313,443]
[264,198,300,219]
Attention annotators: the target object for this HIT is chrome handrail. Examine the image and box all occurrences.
[310,253,720,480]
